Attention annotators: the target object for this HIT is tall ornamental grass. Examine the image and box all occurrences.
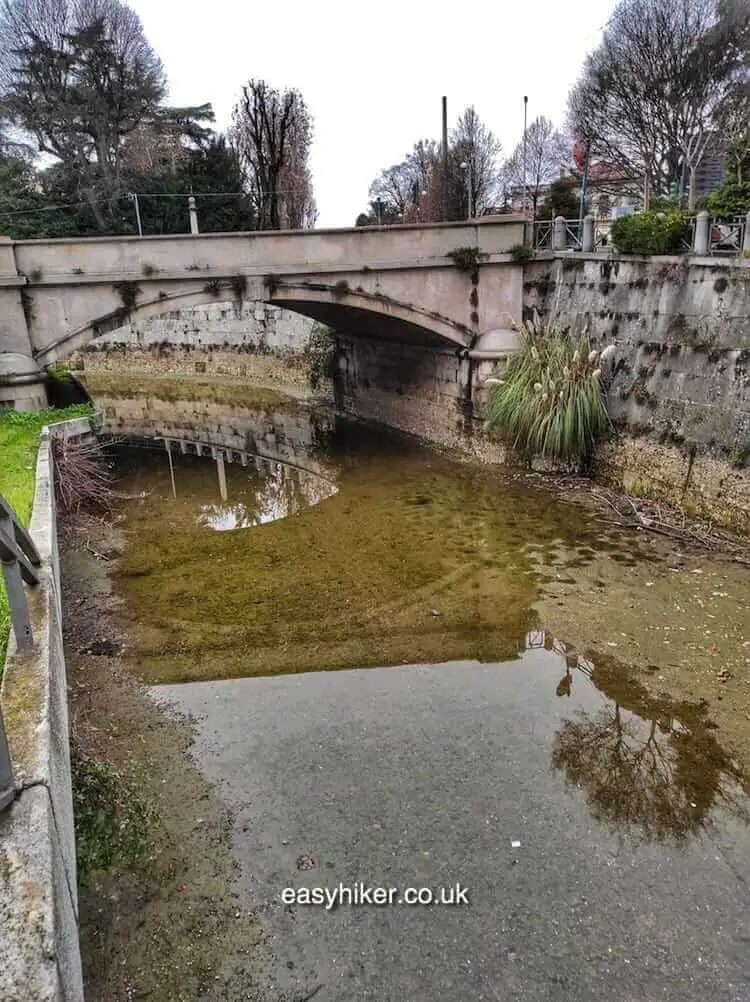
[486,316,612,467]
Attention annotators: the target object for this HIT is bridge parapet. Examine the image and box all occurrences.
[0,217,527,409]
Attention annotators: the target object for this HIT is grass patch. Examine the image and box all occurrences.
[0,405,92,664]
[72,745,157,884]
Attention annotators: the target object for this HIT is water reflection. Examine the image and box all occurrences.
[104,397,340,532]
[522,632,748,842]
[197,460,338,531]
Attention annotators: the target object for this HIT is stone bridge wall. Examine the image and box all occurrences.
[82,301,315,354]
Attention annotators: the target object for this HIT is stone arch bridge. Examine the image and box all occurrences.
[0,217,525,408]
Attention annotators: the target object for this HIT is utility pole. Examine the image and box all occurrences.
[522,96,528,215]
[441,96,449,222]
[577,138,591,239]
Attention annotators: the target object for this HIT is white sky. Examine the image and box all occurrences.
[128,0,618,227]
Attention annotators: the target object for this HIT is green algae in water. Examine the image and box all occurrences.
[106,398,646,685]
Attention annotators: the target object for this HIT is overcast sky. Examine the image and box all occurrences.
[129,0,619,228]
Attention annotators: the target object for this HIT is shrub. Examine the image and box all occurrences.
[611,210,691,255]
[486,315,611,467]
[701,180,750,220]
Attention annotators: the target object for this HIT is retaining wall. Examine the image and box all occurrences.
[0,417,92,1002]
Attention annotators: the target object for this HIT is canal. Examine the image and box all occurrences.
[75,377,750,1001]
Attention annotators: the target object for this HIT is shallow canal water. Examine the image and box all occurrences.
[103,388,749,687]
[85,380,750,999]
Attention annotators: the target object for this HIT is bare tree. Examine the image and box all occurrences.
[362,108,502,224]
[450,105,502,217]
[568,0,749,206]
[502,116,569,215]
[277,99,316,228]
[368,138,438,221]
[231,79,314,230]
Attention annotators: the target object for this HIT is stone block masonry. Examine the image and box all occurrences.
[81,300,316,354]
[336,255,750,533]
[524,255,750,456]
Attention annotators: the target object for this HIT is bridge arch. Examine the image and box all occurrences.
[33,279,473,367]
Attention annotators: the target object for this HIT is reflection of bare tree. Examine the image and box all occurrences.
[526,632,748,842]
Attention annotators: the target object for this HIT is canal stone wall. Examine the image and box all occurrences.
[0,418,92,1002]
[335,255,750,533]
[80,300,315,354]
[524,255,750,457]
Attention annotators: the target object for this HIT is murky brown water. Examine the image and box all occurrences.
[89,382,750,832]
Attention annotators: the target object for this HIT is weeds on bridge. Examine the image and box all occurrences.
[447,246,483,278]
[486,314,612,469]
[113,281,141,312]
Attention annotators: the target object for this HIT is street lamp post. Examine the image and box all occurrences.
[374,197,383,226]
[460,161,473,220]
[522,95,528,215]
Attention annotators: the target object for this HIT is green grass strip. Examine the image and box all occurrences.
[0,405,92,666]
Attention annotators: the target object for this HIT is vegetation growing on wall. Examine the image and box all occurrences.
[304,323,337,390]
[486,315,611,468]
[113,281,141,312]
[510,243,534,264]
[447,246,482,277]
[611,211,692,255]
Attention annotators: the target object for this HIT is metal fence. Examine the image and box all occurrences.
[529,211,749,257]
[0,491,42,810]
[709,216,746,255]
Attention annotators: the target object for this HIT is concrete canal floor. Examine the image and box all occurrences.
[151,657,750,1002]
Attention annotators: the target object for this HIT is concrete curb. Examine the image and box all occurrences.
[0,416,96,1002]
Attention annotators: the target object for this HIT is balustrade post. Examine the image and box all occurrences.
[582,215,595,253]
[693,210,710,256]
[188,195,199,236]
[553,216,567,251]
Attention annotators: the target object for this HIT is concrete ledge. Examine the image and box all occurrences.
[0,417,95,1002]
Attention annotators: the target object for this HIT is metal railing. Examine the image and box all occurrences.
[532,220,554,249]
[530,210,750,257]
[709,215,746,255]
[1,491,41,810]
